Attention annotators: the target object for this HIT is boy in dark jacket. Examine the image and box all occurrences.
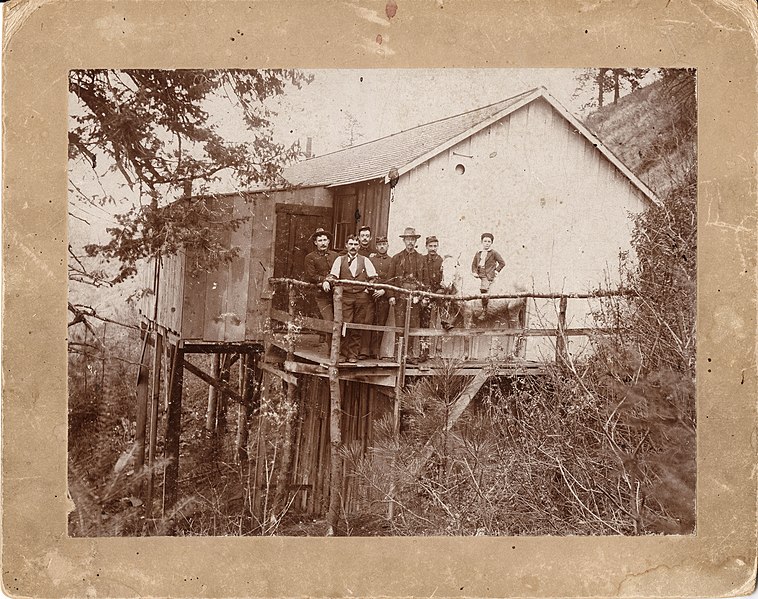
[471,232,505,318]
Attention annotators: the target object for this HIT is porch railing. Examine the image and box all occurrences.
[268,277,631,377]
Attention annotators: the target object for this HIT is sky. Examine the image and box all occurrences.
[245,68,595,157]
[69,68,649,242]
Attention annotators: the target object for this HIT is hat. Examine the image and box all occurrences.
[399,227,421,239]
[481,232,494,242]
[375,236,388,243]
[310,227,333,242]
[425,236,439,245]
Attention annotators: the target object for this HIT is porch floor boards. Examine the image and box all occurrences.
[277,336,547,376]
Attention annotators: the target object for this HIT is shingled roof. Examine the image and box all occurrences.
[283,87,659,205]
[283,88,539,188]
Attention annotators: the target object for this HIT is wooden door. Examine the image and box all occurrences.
[274,204,333,313]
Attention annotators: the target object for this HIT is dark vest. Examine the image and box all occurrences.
[338,254,369,293]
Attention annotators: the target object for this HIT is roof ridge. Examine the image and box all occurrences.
[295,87,542,164]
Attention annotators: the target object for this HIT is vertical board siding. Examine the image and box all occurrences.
[201,228,231,341]
[139,256,157,321]
[246,192,276,340]
[226,198,253,342]
[291,379,392,516]
[182,249,207,340]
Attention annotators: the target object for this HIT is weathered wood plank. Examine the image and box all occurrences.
[181,248,207,341]
[182,357,248,406]
[226,195,252,342]
[259,361,298,386]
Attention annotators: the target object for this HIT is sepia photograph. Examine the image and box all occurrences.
[67,67,697,538]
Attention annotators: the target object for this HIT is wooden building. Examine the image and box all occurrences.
[135,87,659,531]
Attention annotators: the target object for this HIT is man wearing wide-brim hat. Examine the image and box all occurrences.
[387,227,426,361]
[303,227,339,322]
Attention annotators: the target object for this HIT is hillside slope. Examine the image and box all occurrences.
[584,72,696,198]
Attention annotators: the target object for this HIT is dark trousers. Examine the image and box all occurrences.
[371,297,391,357]
[314,293,334,349]
[420,301,437,357]
[394,297,421,358]
[314,293,334,322]
[341,291,373,359]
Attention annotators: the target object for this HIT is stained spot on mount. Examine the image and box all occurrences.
[386,0,398,19]
[376,34,383,45]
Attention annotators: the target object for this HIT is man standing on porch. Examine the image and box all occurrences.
[303,228,339,322]
[369,235,393,359]
[357,225,373,257]
[388,227,425,362]
[420,235,444,360]
[327,235,383,362]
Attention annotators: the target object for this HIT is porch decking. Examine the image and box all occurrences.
[267,331,547,388]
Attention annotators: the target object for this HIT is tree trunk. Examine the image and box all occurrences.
[596,68,607,108]
[325,286,344,536]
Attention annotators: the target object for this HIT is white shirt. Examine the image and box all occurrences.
[329,253,378,278]
[478,250,489,268]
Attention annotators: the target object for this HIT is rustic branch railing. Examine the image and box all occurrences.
[269,277,637,301]
[268,277,630,367]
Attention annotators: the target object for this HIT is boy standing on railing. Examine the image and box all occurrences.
[304,227,339,322]
[471,232,505,320]
[327,235,383,362]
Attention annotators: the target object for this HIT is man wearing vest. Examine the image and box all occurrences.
[388,227,426,362]
[326,235,382,362]
[369,235,393,358]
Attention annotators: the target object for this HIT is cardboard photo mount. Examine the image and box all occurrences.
[3,1,757,597]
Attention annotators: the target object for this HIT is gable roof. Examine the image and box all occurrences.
[283,87,660,205]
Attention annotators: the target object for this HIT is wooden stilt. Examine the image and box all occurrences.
[134,328,151,475]
[218,354,231,432]
[163,342,185,514]
[325,286,344,536]
[388,294,412,519]
[205,353,221,431]
[145,331,163,515]
[273,283,299,523]
[556,295,568,364]
[236,353,252,464]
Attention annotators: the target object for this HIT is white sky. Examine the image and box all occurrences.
[69,68,639,241]
[256,68,594,157]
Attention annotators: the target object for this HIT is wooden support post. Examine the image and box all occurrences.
[325,286,343,536]
[556,295,568,364]
[235,353,251,465]
[418,368,491,466]
[273,284,299,522]
[145,331,163,515]
[184,358,247,406]
[163,342,184,514]
[205,353,221,431]
[134,328,151,475]
[325,366,342,536]
[388,295,412,520]
[218,354,231,432]
[330,286,344,366]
